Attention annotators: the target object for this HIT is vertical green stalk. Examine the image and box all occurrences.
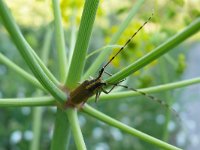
[159,58,172,141]
[44,12,69,146]
[30,105,43,150]
[31,28,52,150]
[63,1,100,149]
[65,0,100,88]
[66,8,77,77]
[66,109,86,150]
[51,0,70,146]
[52,0,67,83]
[51,1,73,148]
[51,109,71,150]
[83,0,145,79]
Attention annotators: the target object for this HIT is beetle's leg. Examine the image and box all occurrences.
[101,85,116,94]
[101,78,126,94]
[100,78,125,94]
[104,71,112,76]
[95,91,98,102]
[95,90,101,102]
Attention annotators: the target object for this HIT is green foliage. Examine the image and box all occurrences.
[0,0,200,150]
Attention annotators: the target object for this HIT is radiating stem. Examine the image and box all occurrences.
[65,0,100,88]
[106,18,200,84]
[83,104,182,150]
[83,0,145,79]
[66,109,86,150]
[51,109,71,150]
[52,0,67,83]
[0,53,45,91]
[0,0,66,103]
[89,77,200,101]
[0,96,54,107]
[31,27,53,150]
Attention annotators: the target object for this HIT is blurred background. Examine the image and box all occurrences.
[0,0,200,149]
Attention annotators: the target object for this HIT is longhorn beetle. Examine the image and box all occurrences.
[64,13,178,118]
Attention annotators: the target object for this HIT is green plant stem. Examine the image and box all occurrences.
[52,0,67,83]
[0,96,55,107]
[0,77,199,107]
[51,109,71,150]
[68,8,77,68]
[31,50,60,86]
[63,1,100,149]
[0,53,45,91]
[65,0,100,88]
[89,77,200,101]
[106,17,200,84]
[83,0,145,79]
[164,54,177,68]
[31,27,53,150]
[31,105,43,150]
[41,28,53,65]
[66,109,86,150]
[49,10,72,147]
[83,104,182,150]
[86,45,121,59]
[0,0,66,103]
[160,59,172,142]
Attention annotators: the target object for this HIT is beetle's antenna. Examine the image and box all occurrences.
[107,83,180,121]
[103,12,154,70]
[97,12,153,79]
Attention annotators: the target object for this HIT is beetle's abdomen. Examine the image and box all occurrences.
[65,79,103,107]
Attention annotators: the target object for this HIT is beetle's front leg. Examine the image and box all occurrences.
[101,85,116,94]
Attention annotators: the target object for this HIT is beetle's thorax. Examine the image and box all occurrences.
[85,78,104,90]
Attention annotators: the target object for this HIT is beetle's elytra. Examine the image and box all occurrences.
[65,77,106,108]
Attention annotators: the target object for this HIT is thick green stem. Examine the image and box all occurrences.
[31,28,53,150]
[0,77,199,107]
[65,0,100,88]
[51,1,72,149]
[106,18,200,84]
[83,0,145,79]
[51,109,71,150]
[52,0,67,83]
[64,1,100,149]
[0,0,66,103]
[83,104,182,150]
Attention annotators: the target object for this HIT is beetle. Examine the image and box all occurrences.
[64,14,153,108]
